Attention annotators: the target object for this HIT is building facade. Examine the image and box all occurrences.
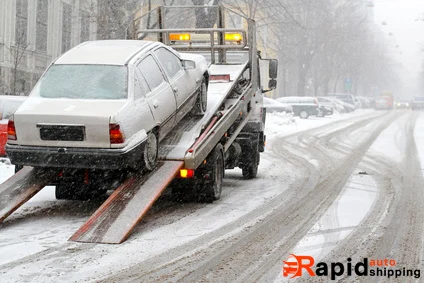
[0,0,97,96]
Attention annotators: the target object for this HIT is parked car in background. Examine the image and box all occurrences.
[327,93,356,110]
[354,97,362,108]
[411,96,424,110]
[0,95,27,156]
[276,96,320,119]
[317,97,339,113]
[6,40,209,171]
[327,94,355,112]
[263,97,292,114]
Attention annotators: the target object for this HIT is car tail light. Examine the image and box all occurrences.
[180,169,194,178]
[7,120,17,140]
[109,123,125,144]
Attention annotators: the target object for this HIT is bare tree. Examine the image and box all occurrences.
[5,28,33,96]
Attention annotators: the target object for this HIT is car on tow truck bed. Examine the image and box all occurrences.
[6,40,209,171]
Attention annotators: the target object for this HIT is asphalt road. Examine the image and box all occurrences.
[104,110,422,282]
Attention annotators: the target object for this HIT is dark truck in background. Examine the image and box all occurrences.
[411,96,424,110]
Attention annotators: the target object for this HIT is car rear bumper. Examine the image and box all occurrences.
[6,140,147,170]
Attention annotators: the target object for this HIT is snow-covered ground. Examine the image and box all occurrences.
[0,109,420,282]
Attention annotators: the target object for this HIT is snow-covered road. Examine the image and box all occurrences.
[0,109,423,282]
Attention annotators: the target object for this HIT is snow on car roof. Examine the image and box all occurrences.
[55,40,158,66]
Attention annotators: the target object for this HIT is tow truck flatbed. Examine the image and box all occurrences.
[0,5,277,244]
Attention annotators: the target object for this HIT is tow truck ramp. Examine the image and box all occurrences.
[70,161,183,244]
[0,166,52,223]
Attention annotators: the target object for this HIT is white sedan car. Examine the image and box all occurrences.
[6,40,209,171]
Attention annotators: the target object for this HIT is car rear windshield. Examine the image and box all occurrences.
[34,65,128,99]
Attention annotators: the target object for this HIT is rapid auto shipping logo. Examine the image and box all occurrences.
[282,254,420,280]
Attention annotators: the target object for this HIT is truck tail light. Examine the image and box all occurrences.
[180,169,194,178]
[109,123,125,144]
[7,120,17,140]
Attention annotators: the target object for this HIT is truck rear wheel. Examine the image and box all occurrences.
[201,144,224,203]
[242,150,259,179]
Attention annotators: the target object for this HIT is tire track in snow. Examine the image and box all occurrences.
[102,112,401,282]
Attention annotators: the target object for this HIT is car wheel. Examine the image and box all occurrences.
[299,110,309,119]
[316,110,324,117]
[192,79,207,115]
[143,131,158,171]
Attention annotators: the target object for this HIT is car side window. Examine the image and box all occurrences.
[137,55,166,91]
[153,48,182,79]
[134,67,150,99]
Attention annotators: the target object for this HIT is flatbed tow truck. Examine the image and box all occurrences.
[0,5,277,244]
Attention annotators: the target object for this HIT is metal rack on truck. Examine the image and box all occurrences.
[0,5,277,244]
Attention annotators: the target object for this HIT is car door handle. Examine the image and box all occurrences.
[153,100,159,108]
[173,87,179,93]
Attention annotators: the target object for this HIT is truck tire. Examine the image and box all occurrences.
[242,149,259,179]
[143,131,158,171]
[201,144,224,203]
[192,79,207,115]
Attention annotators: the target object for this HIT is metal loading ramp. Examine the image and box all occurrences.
[0,167,52,223]
[70,161,183,244]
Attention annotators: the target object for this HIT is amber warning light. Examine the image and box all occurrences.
[169,33,191,41]
[225,33,243,42]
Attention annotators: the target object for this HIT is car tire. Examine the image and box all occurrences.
[192,79,208,115]
[143,131,158,171]
[299,110,309,119]
[316,110,324,117]
[201,144,224,203]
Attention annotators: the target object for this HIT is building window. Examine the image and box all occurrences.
[15,0,28,47]
[36,0,48,52]
[62,3,72,52]
[80,11,90,42]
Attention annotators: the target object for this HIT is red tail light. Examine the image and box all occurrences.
[314,99,319,106]
[7,120,17,140]
[109,123,125,144]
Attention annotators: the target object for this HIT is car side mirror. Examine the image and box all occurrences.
[182,59,196,70]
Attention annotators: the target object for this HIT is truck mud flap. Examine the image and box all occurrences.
[70,161,183,244]
[0,167,52,223]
